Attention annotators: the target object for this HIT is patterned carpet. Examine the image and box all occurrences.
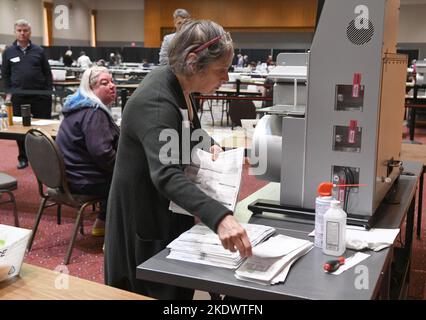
[0,113,424,299]
[0,140,106,282]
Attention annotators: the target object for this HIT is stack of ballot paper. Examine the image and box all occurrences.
[166,223,276,269]
[235,234,313,285]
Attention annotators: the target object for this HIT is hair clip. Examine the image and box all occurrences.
[192,35,222,53]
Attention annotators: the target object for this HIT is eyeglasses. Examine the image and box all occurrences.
[192,34,224,54]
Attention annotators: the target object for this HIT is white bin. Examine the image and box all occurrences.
[0,224,32,282]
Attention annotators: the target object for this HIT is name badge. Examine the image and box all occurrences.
[10,56,20,63]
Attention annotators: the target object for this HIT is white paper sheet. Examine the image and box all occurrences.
[235,241,313,285]
[328,252,370,275]
[169,147,245,216]
[30,119,61,126]
[252,234,310,258]
[166,223,276,269]
[309,227,400,251]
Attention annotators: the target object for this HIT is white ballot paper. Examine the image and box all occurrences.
[251,234,311,258]
[169,147,245,216]
[166,223,276,269]
[235,235,313,285]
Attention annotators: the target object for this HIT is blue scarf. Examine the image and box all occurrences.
[62,89,112,119]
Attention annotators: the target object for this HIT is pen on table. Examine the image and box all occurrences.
[323,256,345,273]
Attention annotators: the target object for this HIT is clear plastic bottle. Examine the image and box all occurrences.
[314,195,333,248]
[0,105,8,130]
[322,200,346,256]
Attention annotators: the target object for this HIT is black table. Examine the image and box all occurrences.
[136,162,421,300]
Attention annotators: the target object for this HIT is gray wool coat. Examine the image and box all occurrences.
[104,66,230,299]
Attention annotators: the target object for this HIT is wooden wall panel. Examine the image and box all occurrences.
[144,0,317,47]
[144,0,162,47]
[43,2,53,46]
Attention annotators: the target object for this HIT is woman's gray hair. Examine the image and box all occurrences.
[80,66,111,107]
[168,20,233,77]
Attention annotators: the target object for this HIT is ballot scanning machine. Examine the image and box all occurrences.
[249,0,408,228]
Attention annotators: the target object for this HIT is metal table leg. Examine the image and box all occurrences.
[417,166,424,239]
[409,107,416,141]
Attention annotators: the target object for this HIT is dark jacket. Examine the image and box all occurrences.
[63,54,73,67]
[1,41,52,91]
[104,66,230,299]
[56,92,120,186]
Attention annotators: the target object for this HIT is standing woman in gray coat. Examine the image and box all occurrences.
[104,19,252,299]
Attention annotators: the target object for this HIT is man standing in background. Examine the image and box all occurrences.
[0,44,5,66]
[77,51,92,69]
[0,45,5,88]
[158,8,190,65]
[1,19,53,169]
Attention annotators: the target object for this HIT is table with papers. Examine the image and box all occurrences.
[0,118,60,140]
[136,162,421,300]
[137,224,391,299]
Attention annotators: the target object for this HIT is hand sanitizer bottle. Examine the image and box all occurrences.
[322,200,346,256]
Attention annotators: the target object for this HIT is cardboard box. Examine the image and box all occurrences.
[0,224,32,282]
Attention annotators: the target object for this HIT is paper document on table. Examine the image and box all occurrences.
[166,223,276,269]
[328,252,370,275]
[31,119,61,126]
[252,234,310,258]
[235,236,313,285]
[308,227,400,252]
[169,147,245,216]
[345,228,400,252]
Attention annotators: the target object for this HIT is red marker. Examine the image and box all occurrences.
[323,256,345,272]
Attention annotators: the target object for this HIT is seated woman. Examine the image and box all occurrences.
[56,66,119,236]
